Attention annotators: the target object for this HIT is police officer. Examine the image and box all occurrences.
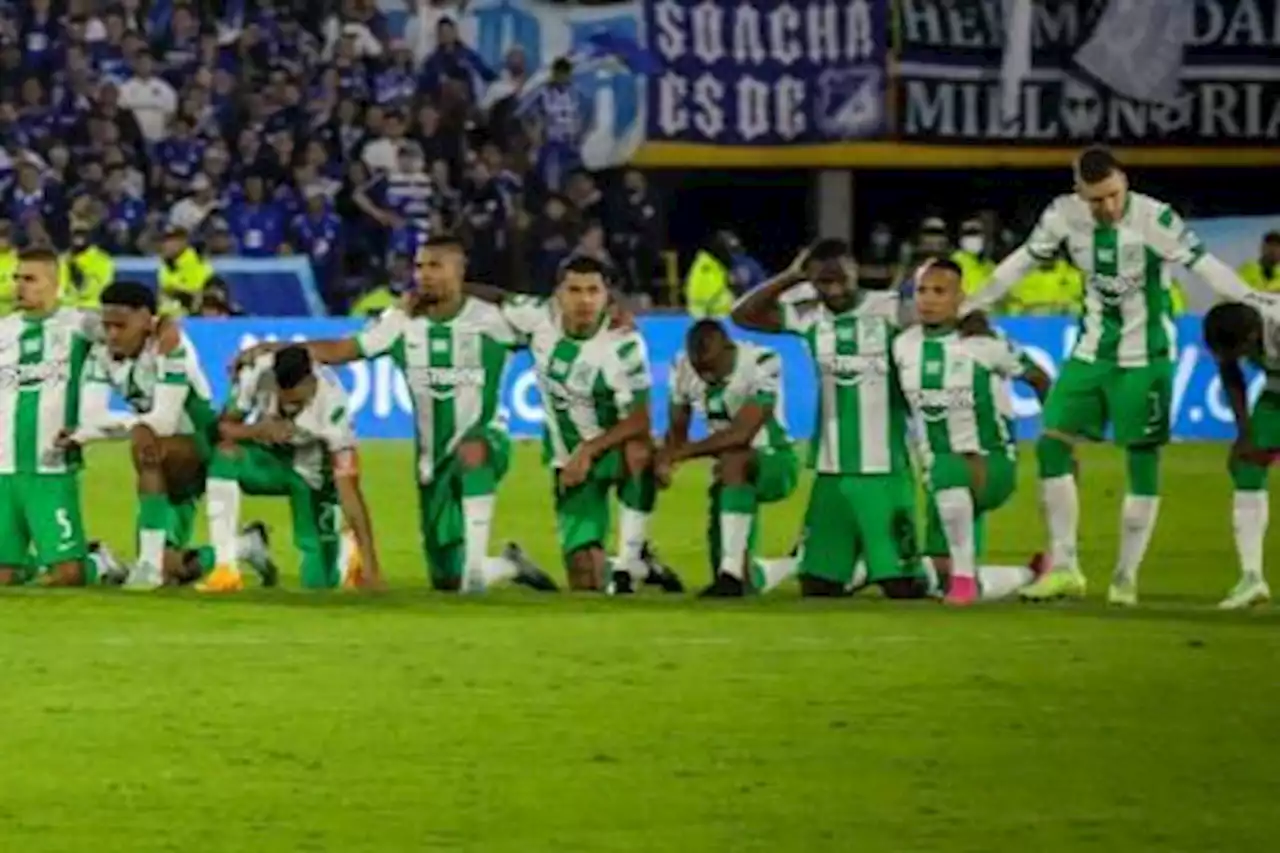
[951,217,995,297]
[158,224,214,313]
[1238,231,1280,293]
[0,220,17,315]
[60,218,115,309]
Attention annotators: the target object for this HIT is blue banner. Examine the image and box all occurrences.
[114,257,325,317]
[173,315,1255,444]
[643,0,887,154]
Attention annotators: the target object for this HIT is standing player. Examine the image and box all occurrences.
[238,235,554,594]
[0,249,96,586]
[895,260,1052,605]
[488,255,666,593]
[657,319,800,597]
[732,239,926,598]
[965,146,1280,605]
[199,345,381,591]
[65,281,265,589]
[1202,303,1278,609]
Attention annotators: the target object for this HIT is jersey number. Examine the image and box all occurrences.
[55,508,75,546]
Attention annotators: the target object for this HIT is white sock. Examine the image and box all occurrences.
[977,565,1035,600]
[1114,495,1160,586]
[755,557,796,592]
[1232,490,1269,583]
[615,507,649,578]
[1040,475,1080,573]
[849,560,868,590]
[934,487,976,580]
[718,512,752,580]
[138,529,166,580]
[480,556,517,586]
[462,494,495,579]
[206,478,242,569]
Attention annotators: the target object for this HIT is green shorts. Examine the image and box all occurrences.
[1230,391,1280,491]
[418,426,512,588]
[1042,357,1173,446]
[0,473,88,568]
[706,447,800,573]
[210,441,342,589]
[798,471,923,585]
[554,447,624,561]
[923,453,1017,557]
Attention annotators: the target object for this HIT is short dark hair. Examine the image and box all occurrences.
[923,257,964,279]
[421,233,465,253]
[101,280,157,313]
[687,318,728,353]
[552,56,573,75]
[559,254,610,281]
[808,238,851,263]
[1263,231,1280,246]
[1076,145,1121,184]
[273,345,313,391]
[17,247,59,264]
[1204,302,1262,354]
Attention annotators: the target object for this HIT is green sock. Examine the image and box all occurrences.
[619,469,656,513]
[460,464,496,497]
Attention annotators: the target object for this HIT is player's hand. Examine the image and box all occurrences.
[255,417,295,445]
[606,300,636,331]
[784,243,813,280]
[1232,437,1275,467]
[154,316,182,354]
[958,310,995,337]
[54,429,80,451]
[559,447,593,489]
[654,450,675,489]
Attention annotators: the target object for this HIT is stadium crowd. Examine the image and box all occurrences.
[0,0,668,314]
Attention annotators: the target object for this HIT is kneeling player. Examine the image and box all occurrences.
[1204,302,1278,609]
[63,281,253,588]
[895,260,1052,605]
[199,345,382,591]
[658,320,799,597]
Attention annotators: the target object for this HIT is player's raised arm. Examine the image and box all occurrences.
[1145,203,1278,314]
[964,201,1064,314]
[729,245,812,333]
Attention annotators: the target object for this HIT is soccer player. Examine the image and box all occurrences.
[0,248,97,586]
[732,239,927,598]
[237,235,555,594]
[895,259,1052,605]
[487,255,664,593]
[199,345,381,591]
[965,146,1280,605]
[1202,302,1278,609]
[64,281,265,589]
[658,319,800,597]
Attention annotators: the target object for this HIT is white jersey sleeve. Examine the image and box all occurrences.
[1026,196,1071,261]
[603,332,652,410]
[229,354,273,415]
[746,346,782,407]
[470,299,520,346]
[355,306,408,358]
[140,335,199,436]
[501,295,553,338]
[779,296,820,335]
[71,348,138,442]
[966,333,1036,379]
[1142,202,1208,268]
[668,352,696,407]
[312,371,358,454]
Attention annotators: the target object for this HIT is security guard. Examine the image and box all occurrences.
[951,217,995,296]
[59,219,115,309]
[1006,253,1084,315]
[1237,231,1280,293]
[158,224,214,313]
[0,220,17,315]
[684,235,734,318]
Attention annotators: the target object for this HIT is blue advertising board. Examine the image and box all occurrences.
[174,315,1254,444]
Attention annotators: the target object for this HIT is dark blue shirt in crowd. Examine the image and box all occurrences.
[419,44,495,100]
[225,197,286,256]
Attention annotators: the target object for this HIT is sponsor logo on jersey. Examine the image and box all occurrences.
[1088,273,1144,304]
[0,359,71,388]
[407,365,487,391]
[823,353,890,385]
[909,387,977,419]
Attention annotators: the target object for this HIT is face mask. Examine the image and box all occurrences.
[871,231,891,249]
[959,235,984,255]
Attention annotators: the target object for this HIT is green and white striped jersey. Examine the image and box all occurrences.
[82,331,218,440]
[1026,191,1203,367]
[781,295,909,475]
[502,296,652,468]
[230,354,357,490]
[669,341,790,451]
[1255,313,1280,395]
[355,299,517,484]
[0,308,97,475]
[894,328,1036,465]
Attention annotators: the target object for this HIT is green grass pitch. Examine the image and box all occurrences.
[2,441,1277,852]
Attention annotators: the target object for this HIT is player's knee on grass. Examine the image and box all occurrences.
[716,448,753,486]
[799,574,847,598]
[1036,432,1075,479]
[41,560,87,587]
[566,547,603,591]
[130,424,162,474]
[880,577,929,599]
[433,573,462,592]
[0,567,23,586]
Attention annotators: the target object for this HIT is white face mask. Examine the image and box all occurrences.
[959,235,985,255]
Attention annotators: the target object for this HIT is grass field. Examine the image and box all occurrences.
[2,441,1278,853]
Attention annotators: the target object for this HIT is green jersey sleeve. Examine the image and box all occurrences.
[668,352,694,407]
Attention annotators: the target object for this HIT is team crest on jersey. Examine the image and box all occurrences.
[454,334,480,366]
[857,319,885,350]
[1121,243,1143,268]
[569,361,595,391]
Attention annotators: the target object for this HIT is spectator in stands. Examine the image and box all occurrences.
[565,168,603,222]
[203,217,237,258]
[419,16,494,102]
[195,277,242,318]
[168,173,220,234]
[60,216,114,309]
[292,184,345,309]
[952,216,995,296]
[158,225,213,313]
[527,193,576,294]
[859,222,899,291]
[0,218,15,314]
[101,164,147,252]
[520,56,591,192]
[460,154,509,284]
[609,169,663,303]
[684,232,736,318]
[8,155,64,242]
[1239,231,1280,293]
[225,173,286,257]
[118,49,177,143]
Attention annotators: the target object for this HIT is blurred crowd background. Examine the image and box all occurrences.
[0,0,1277,319]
